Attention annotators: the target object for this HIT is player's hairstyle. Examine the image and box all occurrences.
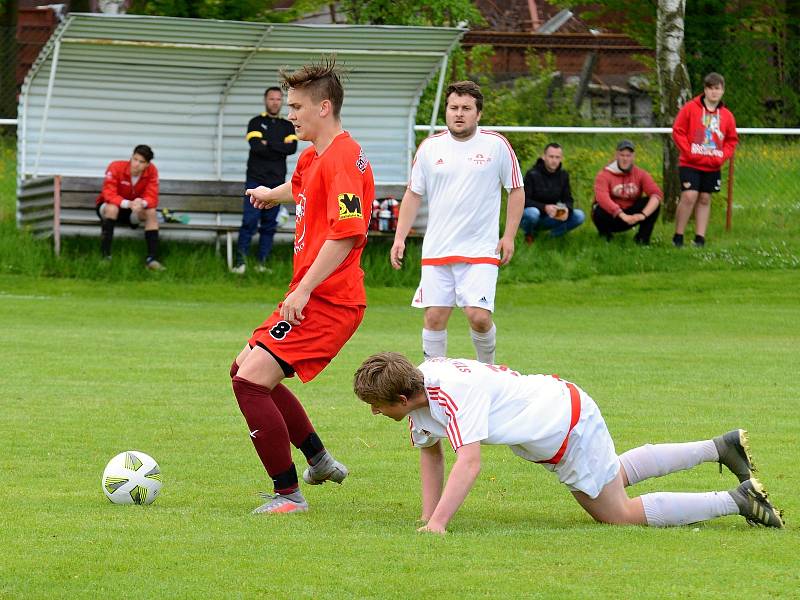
[544,142,562,153]
[704,72,725,88]
[353,352,424,406]
[280,56,345,118]
[132,144,153,162]
[445,80,483,112]
[264,86,282,96]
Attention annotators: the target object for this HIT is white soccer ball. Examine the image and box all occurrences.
[102,451,163,505]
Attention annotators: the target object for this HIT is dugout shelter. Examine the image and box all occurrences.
[16,13,464,246]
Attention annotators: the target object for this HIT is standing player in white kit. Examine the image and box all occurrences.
[390,81,524,364]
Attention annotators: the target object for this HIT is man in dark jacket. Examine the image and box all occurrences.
[232,87,299,274]
[521,143,584,243]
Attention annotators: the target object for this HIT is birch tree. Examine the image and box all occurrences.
[656,0,692,220]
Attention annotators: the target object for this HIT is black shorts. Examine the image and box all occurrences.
[96,204,140,229]
[679,166,721,194]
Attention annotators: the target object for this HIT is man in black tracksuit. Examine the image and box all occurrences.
[233,87,298,273]
[521,142,585,243]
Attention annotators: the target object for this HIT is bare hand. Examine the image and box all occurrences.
[495,236,515,266]
[130,198,145,213]
[247,186,276,210]
[619,212,642,226]
[544,204,557,218]
[390,240,405,270]
[280,288,310,325]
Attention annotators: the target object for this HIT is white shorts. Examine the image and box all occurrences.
[99,202,140,225]
[411,263,498,312]
[539,388,620,499]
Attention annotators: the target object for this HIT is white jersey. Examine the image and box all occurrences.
[409,128,523,265]
[409,358,575,461]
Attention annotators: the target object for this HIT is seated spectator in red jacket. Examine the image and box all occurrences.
[671,72,738,248]
[95,144,164,270]
[591,140,663,245]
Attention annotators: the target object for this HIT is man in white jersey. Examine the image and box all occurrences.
[353,352,785,533]
[390,81,524,364]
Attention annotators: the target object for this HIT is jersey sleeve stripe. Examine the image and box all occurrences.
[246,130,263,141]
[481,130,522,188]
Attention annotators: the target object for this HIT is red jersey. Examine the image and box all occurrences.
[289,131,375,306]
[96,160,159,208]
[672,94,738,172]
[594,162,663,216]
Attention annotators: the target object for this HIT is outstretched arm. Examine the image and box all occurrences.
[418,441,481,534]
[419,441,444,523]
[247,181,294,209]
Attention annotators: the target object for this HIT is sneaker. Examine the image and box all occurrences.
[672,234,684,248]
[252,491,308,514]
[230,263,246,275]
[713,429,755,483]
[302,452,349,485]
[524,234,534,246]
[145,259,166,271]
[254,263,272,274]
[729,478,784,528]
[693,235,706,248]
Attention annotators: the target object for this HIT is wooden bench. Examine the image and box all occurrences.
[17,176,410,268]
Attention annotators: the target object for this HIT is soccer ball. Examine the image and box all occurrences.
[102,451,163,505]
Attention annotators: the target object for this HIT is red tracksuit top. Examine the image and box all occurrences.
[672,94,738,172]
[95,160,160,208]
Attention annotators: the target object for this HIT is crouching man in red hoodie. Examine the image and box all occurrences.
[591,140,663,245]
[671,72,738,248]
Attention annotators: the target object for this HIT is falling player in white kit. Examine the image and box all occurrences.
[390,81,524,364]
[353,352,785,533]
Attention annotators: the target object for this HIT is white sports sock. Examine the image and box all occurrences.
[470,324,496,364]
[640,491,738,527]
[422,328,447,359]
[619,441,718,485]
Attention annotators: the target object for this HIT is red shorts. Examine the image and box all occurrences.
[248,294,365,383]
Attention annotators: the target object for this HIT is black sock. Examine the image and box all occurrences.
[145,229,159,262]
[299,432,325,464]
[100,218,116,257]
[272,463,299,495]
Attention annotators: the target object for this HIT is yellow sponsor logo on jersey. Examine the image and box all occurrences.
[338,193,362,220]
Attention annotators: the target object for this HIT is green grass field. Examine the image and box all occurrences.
[1,270,798,598]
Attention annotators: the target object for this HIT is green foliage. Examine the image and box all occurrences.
[127,0,328,22]
[338,0,484,27]
[1,269,798,598]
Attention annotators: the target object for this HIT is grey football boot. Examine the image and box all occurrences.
[252,490,308,514]
[713,429,755,483]
[302,451,349,485]
[729,478,785,528]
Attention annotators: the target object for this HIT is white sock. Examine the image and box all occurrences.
[470,324,496,364]
[422,328,447,359]
[619,441,718,485]
[640,491,738,527]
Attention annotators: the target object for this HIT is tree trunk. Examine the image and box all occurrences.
[656,0,692,221]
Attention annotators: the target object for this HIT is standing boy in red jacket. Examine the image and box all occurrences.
[95,144,165,270]
[672,73,738,248]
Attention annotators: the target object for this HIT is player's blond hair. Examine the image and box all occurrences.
[280,56,345,118]
[353,352,424,405]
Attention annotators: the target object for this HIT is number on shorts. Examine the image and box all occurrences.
[269,320,292,340]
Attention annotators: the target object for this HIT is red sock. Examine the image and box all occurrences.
[231,376,296,493]
[271,384,315,448]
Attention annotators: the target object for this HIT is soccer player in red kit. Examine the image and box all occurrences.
[230,57,375,514]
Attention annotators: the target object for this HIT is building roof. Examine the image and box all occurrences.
[18,13,464,184]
